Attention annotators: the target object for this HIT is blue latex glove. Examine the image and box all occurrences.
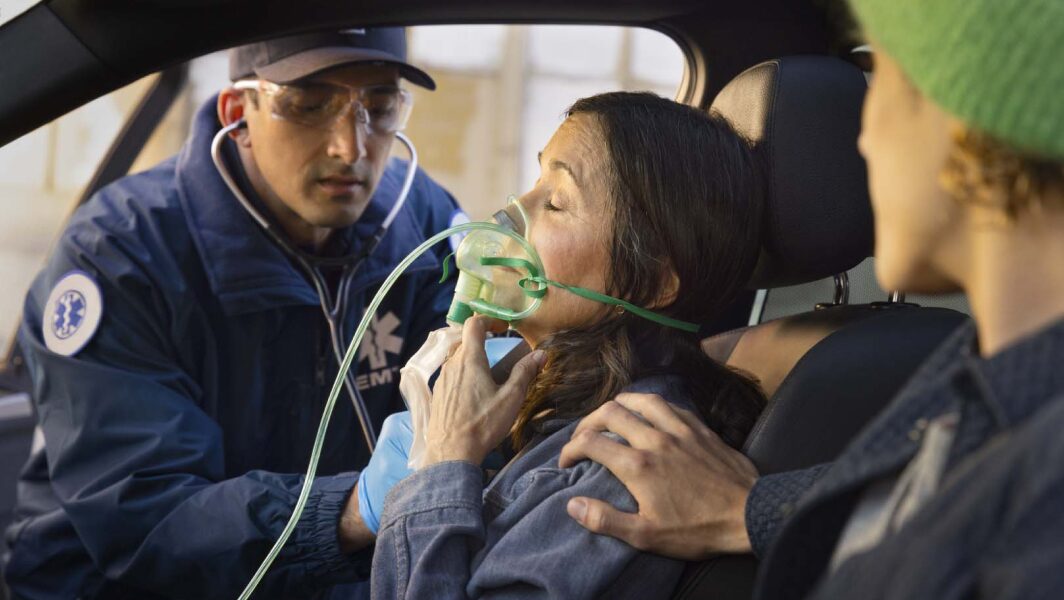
[357,411,415,534]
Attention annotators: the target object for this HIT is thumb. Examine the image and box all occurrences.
[566,497,644,545]
[500,349,546,399]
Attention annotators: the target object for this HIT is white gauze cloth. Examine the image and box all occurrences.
[399,324,463,469]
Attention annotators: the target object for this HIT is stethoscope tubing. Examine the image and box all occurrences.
[210,119,420,453]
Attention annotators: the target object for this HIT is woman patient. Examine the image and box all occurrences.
[372,91,765,599]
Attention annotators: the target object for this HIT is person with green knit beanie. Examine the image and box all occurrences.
[556,2,1064,599]
[849,0,1064,161]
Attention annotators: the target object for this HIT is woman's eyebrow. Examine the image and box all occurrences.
[537,151,583,188]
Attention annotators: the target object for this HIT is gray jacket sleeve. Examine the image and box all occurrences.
[745,463,832,557]
[372,460,684,599]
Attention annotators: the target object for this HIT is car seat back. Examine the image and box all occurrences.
[670,56,967,600]
[723,305,966,473]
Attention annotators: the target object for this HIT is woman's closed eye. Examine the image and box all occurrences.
[544,197,563,212]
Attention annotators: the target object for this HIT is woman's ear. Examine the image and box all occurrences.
[217,88,252,147]
[651,269,680,309]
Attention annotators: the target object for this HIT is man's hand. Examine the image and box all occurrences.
[558,393,759,559]
[338,412,417,552]
[339,485,375,554]
[356,412,416,535]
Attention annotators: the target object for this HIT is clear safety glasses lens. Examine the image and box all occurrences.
[235,80,413,134]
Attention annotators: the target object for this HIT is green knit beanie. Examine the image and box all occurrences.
[849,0,1064,160]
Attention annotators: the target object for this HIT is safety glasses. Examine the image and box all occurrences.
[233,79,414,134]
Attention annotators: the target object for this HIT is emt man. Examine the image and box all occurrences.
[3,28,463,599]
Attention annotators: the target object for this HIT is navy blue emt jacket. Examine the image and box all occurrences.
[2,97,461,599]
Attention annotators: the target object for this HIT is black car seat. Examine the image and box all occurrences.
[668,56,968,600]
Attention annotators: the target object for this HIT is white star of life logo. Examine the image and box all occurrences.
[359,311,404,370]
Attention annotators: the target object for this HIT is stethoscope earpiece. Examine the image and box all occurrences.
[227,118,249,142]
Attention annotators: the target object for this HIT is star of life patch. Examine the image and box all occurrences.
[42,270,103,357]
[448,209,471,253]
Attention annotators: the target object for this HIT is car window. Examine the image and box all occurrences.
[183,25,686,221]
[0,25,685,354]
[404,25,685,220]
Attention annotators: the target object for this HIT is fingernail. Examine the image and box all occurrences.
[567,498,587,521]
[531,350,546,366]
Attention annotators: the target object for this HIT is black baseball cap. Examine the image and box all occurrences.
[228,27,436,90]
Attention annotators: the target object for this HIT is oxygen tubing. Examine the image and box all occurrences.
[237,221,538,600]
[237,215,696,597]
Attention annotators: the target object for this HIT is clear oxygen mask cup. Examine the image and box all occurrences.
[447,199,544,325]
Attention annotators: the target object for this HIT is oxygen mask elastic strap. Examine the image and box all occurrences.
[476,256,700,333]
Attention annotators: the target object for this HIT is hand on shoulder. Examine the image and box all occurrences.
[559,392,758,559]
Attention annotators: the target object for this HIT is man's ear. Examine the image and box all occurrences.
[217,88,251,147]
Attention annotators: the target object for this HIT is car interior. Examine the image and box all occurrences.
[0,1,971,598]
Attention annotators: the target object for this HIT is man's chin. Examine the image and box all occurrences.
[304,194,374,229]
[308,209,366,230]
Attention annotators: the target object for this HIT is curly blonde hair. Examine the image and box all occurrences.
[940,125,1064,220]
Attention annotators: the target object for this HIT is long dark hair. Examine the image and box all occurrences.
[513,92,766,450]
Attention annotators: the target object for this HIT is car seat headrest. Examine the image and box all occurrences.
[711,56,873,288]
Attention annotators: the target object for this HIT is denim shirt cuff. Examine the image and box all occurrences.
[379,461,483,531]
[284,473,372,580]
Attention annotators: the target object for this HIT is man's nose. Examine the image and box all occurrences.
[326,108,369,164]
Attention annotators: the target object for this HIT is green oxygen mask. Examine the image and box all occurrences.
[447,199,545,324]
[445,197,700,333]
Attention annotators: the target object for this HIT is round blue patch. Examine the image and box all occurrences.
[42,270,103,357]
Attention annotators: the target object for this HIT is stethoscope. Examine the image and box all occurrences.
[210,119,419,452]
